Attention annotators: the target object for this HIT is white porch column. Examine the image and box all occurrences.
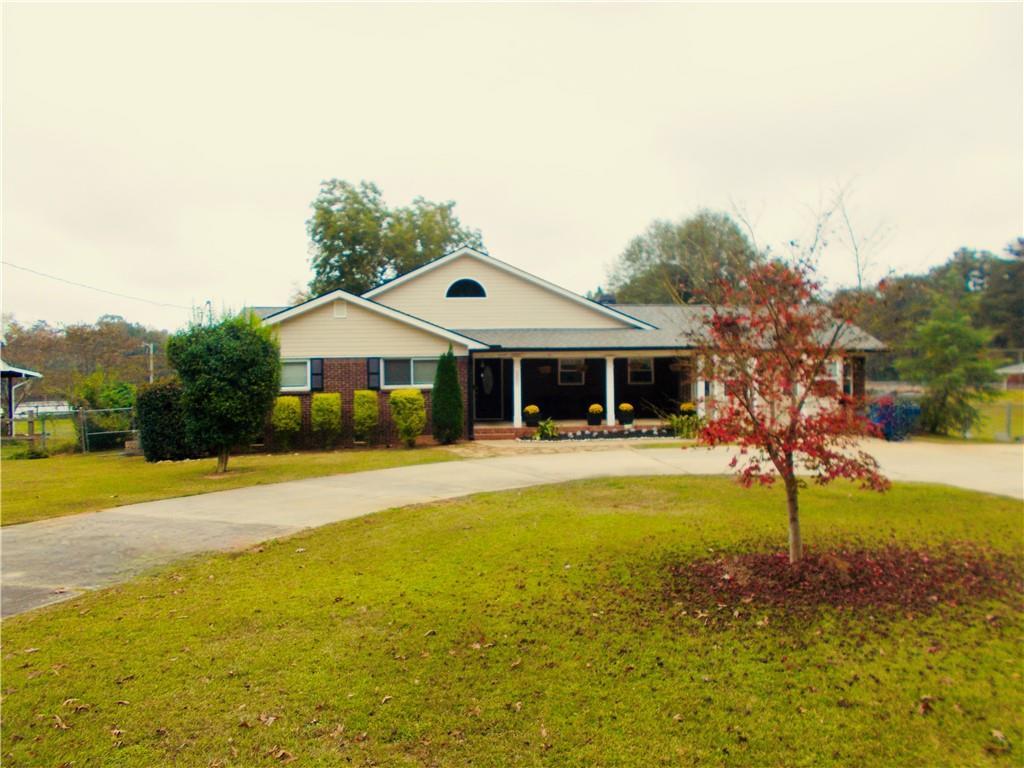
[605,356,616,426]
[695,356,706,419]
[512,356,523,428]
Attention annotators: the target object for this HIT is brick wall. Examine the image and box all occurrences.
[288,357,471,445]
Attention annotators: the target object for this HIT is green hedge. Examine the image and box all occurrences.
[136,379,201,462]
[431,346,463,444]
[389,388,426,448]
[271,396,302,450]
[353,390,379,443]
[311,393,342,448]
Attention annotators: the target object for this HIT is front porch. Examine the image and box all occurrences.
[471,351,703,433]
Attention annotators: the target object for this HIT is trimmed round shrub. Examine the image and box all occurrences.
[353,390,379,444]
[271,396,302,450]
[166,313,280,473]
[136,378,201,462]
[311,393,342,448]
[389,388,426,448]
[431,346,463,444]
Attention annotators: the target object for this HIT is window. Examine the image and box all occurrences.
[281,360,310,391]
[843,357,865,397]
[446,278,486,298]
[381,358,439,388]
[627,358,654,385]
[558,358,585,386]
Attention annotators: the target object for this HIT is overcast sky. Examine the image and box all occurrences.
[3,2,1021,331]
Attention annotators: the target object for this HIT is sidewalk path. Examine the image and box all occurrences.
[2,441,1020,617]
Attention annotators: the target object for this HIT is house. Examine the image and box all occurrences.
[258,247,883,439]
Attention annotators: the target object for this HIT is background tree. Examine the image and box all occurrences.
[2,314,169,401]
[896,303,1000,435]
[607,210,759,304]
[70,369,137,450]
[832,241,1023,379]
[431,345,463,444]
[166,313,279,473]
[694,260,889,564]
[307,180,485,295]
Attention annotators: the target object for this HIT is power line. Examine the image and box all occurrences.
[1,260,193,310]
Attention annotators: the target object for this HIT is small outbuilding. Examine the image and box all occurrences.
[1,359,43,436]
[996,362,1024,391]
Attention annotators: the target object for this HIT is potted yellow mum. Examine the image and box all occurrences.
[523,404,541,427]
[618,402,635,426]
[587,403,604,426]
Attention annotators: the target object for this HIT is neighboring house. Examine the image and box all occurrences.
[259,247,883,438]
[996,362,1024,391]
[1,358,43,436]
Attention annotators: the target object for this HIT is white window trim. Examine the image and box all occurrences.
[280,359,311,392]
[444,278,488,299]
[627,357,655,385]
[380,357,437,390]
[557,358,586,386]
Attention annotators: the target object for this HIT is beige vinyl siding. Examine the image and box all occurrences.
[275,300,468,358]
[373,254,630,330]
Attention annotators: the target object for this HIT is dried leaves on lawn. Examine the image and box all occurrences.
[665,543,1022,617]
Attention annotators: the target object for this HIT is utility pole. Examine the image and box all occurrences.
[142,342,155,383]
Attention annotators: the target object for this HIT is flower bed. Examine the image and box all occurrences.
[520,426,675,441]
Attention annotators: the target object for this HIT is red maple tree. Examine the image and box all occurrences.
[693,260,889,563]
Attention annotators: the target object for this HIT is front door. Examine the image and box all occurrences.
[676,358,694,403]
[474,359,505,421]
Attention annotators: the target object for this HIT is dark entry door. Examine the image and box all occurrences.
[474,359,505,421]
[675,358,694,403]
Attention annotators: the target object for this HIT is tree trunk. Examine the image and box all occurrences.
[216,447,229,474]
[784,472,802,564]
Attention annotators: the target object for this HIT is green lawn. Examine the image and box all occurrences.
[5,415,79,458]
[13,413,77,440]
[970,391,1024,442]
[0,447,460,526]
[2,478,1019,767]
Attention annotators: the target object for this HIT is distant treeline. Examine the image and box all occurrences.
[2,314,171,402]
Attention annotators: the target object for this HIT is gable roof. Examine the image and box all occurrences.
[248,305,289,320]
[260,288,489,350]
[362,246,656,330]
[457,304,884,352]
[1,359,43,379]
[615,305,884,351]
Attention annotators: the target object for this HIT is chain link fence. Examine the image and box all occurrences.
[8,407,138,453]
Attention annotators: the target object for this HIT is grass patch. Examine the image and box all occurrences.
[1,478,1020,766]
[970,391,1024,442]
[0,447,460,526]
[634,439,697,449]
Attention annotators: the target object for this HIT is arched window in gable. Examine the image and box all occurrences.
[445,278,487,298]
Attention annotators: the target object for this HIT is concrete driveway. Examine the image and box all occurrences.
[2,441,1020,617]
